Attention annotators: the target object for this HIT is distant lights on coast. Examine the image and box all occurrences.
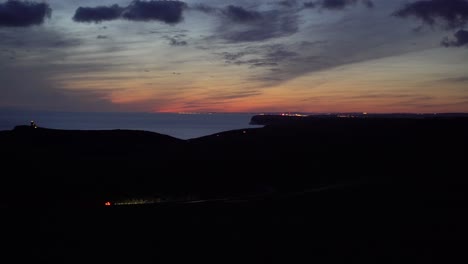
[258,112,308,117]
[258,112,370,116]
[280,113,307,117]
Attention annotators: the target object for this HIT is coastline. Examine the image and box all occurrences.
[2,115,468,263]
[0,112,262,139]
[2,114,467,205]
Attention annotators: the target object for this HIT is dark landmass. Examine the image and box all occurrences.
[249,112,468,125]
[2,115,468,263]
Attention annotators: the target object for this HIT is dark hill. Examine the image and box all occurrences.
[2,117,467,206]
[1,126,186,206]
[2,117,468,263]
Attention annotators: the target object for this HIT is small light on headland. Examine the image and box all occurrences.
[105,202,111,206]
[30,120,38,128]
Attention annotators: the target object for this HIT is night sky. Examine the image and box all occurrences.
[1,0,467,113]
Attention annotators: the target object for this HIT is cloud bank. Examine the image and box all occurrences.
[393,0,468,29]
[196,4,299,42]
[442,29,468,46]
[318,0,374,10]
[394,0,468,47]
[221,5,262,22]
[276,0,374,9]
[122,0,187,24]
[73,5,124,23]
[73,0,187,24]
[0,0,51,27]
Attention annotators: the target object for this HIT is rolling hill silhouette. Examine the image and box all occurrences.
[2,115,468,263]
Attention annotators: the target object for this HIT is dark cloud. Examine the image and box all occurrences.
[273,0,373,9]
[222,5,262,22]
[322,0,359,9]
[192,3,299,42]
[235,59,279,68]
[347,93,415,99]
[73,5,124,23]
[166,36,187,46]
[394,0,468,47]
[214,10,436,87]
[361,0,374,8]
[207,90,262,101]
[220,9,299,42]
[222,52,246,61]
[122,0,187,24]
[0,0,51,27]
[192,4,265,20]
[277,0,299,8]
[311,0,373,10]
[222,44,299,68]
[303,2,316,8]
[190,3,218,14]
[442,29,468,46]
[439,76,468,83]
[0,26,81,49]
[97,35,108,39]
[393,0,468,29]
[73,0,187,24]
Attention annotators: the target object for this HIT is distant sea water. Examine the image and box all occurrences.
[0,111,263,139]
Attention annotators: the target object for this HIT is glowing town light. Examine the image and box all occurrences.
[105,202,111,206]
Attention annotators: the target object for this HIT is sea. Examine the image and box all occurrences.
[0,111,263,140]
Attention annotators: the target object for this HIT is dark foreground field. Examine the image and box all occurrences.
[2,115,468,263]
